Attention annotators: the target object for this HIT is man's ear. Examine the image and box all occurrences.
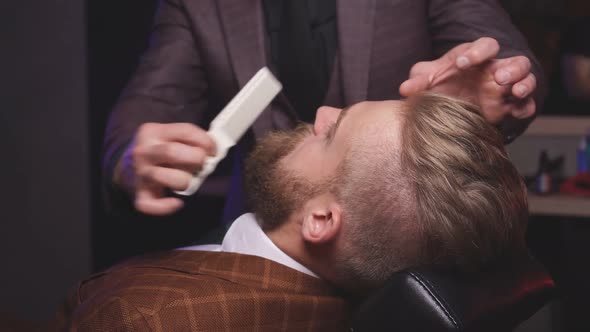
[301,200,342,244]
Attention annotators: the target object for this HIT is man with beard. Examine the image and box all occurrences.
[55,93,529,331]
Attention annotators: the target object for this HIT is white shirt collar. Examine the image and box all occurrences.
[181,213,319,278]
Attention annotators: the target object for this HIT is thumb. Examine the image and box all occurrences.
[399,75,431,97]
[135,187,184,216]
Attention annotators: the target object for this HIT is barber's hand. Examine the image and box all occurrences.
[400,37,537,124]
[115,123,216,216]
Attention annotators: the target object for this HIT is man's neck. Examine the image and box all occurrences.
[266,223,326,279]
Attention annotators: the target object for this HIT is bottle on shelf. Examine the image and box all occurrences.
[578,132,589,175]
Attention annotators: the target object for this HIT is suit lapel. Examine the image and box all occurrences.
[216,0,378,131]
[216,0,279,135]
[337,0,377,105]
[217,0,267,87]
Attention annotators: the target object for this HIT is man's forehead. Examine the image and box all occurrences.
[346,100,403,120]
[344,100,403,144]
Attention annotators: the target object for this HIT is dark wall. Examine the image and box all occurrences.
[87,0,158,271]
[88,0,225,271]
[0,0,90,321]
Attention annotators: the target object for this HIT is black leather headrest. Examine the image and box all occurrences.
[351,258,556,332]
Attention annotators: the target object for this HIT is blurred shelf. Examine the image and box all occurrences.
[529,193,590,218]
[524,116,590,137]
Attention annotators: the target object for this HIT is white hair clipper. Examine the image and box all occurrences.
[175,67,282,196]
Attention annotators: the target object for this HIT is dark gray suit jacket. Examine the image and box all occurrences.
[103,0,544,176]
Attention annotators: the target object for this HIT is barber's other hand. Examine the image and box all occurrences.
[114,123,216,216]
[400,37,537,124]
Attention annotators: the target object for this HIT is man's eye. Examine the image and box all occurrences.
[325,123,336,142]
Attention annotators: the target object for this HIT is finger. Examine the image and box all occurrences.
[141,142,207,170]
[493,56,532,86]
[456,37,500,69]
[135,189,184,216]
[137,166,193,191]
[481,102,510,125]
[511,73,537,99]
[511,98,536,119]
[163,123,216,155]
[138,123,216,155]
[399,75,432,96]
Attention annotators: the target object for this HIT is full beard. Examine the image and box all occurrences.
[244,124,392,295]
[243,124,319,230]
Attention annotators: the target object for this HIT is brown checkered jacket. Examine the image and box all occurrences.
[53,250,350,331]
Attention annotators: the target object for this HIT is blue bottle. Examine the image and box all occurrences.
[578,136,589,174]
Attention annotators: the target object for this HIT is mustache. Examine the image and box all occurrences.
[281,123,314,140]
[255,123,313,161]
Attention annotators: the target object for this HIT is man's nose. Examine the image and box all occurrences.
[313,106,342,136]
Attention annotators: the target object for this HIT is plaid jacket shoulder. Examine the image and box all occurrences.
[57,251,350,331]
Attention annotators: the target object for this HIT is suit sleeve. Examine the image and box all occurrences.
[427,0,547,143]
[102,0,210,189]
[63,298,152,331]
[51,278,153,331]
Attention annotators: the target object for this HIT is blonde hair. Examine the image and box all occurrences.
[400,93,529,268]
[333,93,529,292]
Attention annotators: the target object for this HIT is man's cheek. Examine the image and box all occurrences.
[281,139,312,167]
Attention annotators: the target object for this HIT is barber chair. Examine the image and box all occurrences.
[351,257,556,332]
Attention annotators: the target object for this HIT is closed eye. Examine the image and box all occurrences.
[326,106,351,144]
[325,123,337,143]
[324,105,351,144]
